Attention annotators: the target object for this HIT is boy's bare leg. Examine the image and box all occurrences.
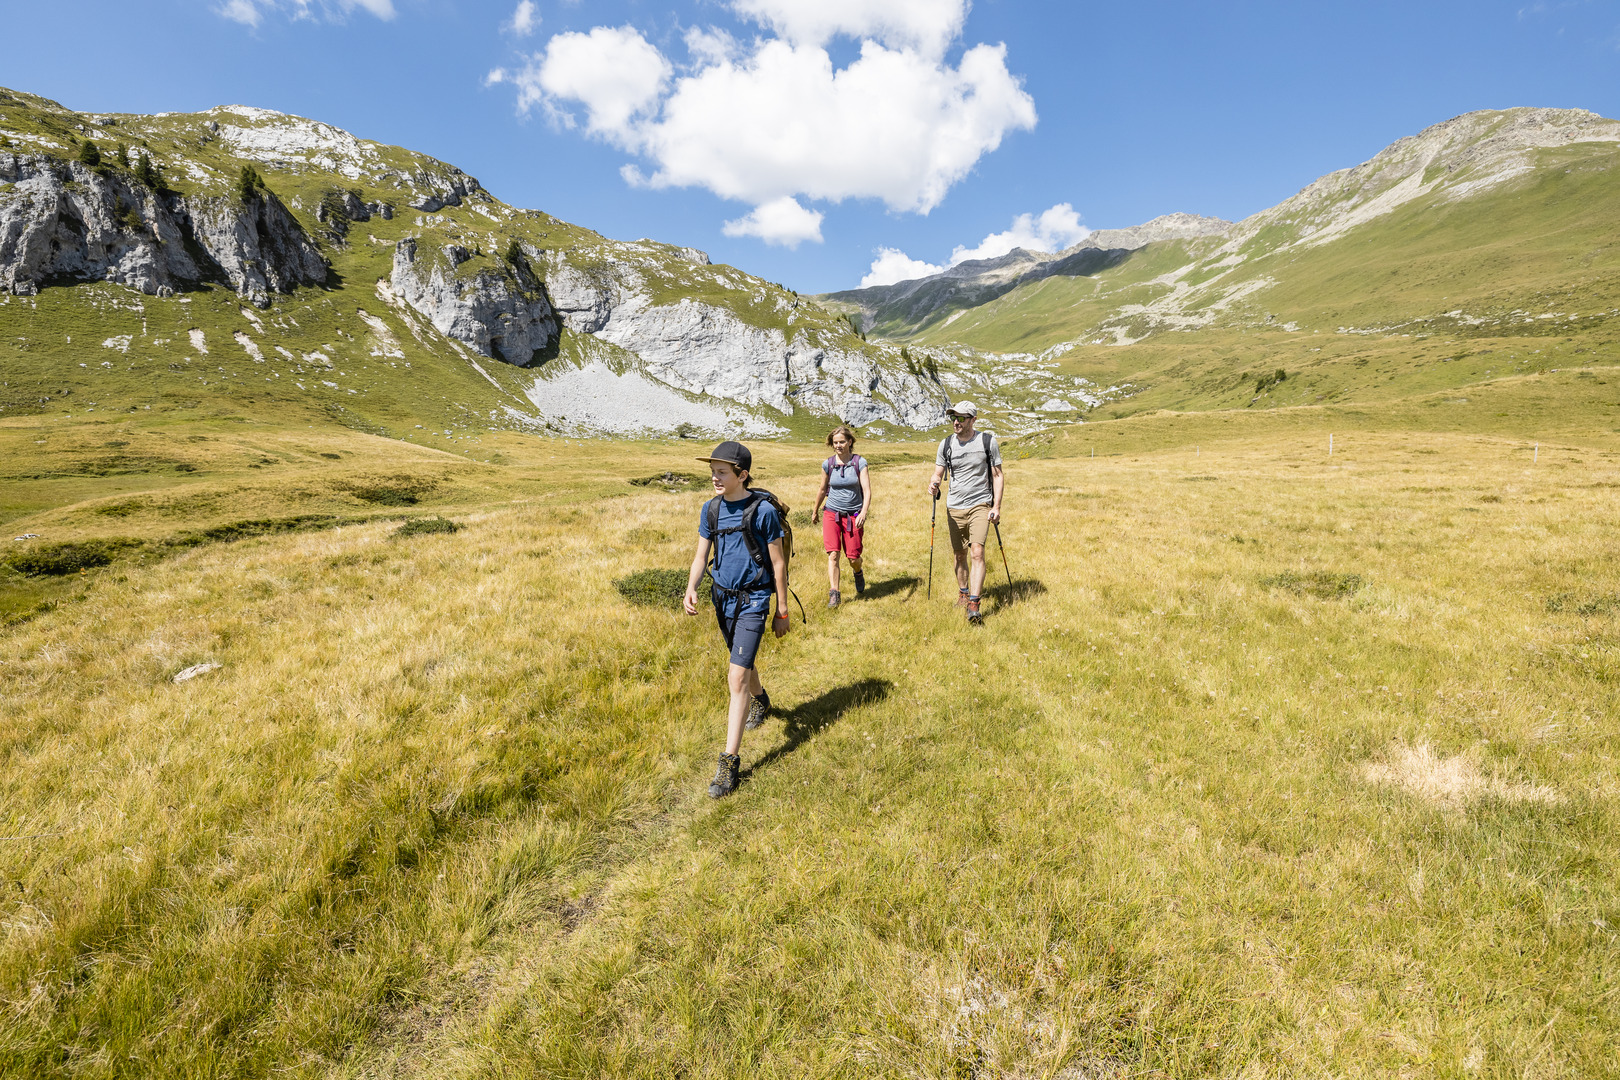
[726,663,760,756]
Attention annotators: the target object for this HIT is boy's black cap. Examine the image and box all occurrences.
[697,440,751,473]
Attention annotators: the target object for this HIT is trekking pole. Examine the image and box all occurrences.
[992,519,1012,587]
[927,489,939,598]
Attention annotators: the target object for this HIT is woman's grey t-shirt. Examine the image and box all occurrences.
[823,454,866,514]
[937,432,1001,510]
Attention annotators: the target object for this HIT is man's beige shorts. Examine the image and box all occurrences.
[946,504,991,552]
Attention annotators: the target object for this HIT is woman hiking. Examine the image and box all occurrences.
[810,424,872,608]
[683,441,791,799]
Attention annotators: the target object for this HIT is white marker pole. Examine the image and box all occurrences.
[1534,442,1539,463]
[1329,433,1334,456]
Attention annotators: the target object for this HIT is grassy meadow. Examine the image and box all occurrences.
[2,379,1618,1078]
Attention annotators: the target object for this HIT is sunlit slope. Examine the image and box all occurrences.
[912,140,1620,356]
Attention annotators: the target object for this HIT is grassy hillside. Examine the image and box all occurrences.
[2,376,1618,1076]
[0,87,895,440]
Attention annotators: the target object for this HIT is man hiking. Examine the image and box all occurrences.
[927,401,1003,625]
[811,424,872,608]
[683,441,791,798]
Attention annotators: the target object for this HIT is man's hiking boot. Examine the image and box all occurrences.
[744,690,771,730]
[956,589,970,607]
[853,570,866,596]
[966,597,983,625]
[828,589,841,609]
[708,753,741,798]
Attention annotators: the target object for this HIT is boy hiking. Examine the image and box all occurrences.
[811,424,872,608]
[927,401,1003,625]
[683,441,791,798]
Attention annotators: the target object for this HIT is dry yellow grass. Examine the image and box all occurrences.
[2,421,1617,1078]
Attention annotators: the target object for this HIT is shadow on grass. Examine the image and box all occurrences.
[859,574,918,601]
[984,577,1047,611]
[744,677,893,779]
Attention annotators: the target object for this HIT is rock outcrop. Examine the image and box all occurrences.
[0,152,327,305]
[389,238,557,366]
[540,253,944,428]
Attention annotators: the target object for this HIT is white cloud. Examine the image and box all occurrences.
[949,203,1088,264]
[521,26,671,140]
[861,247,945,287]
[216,0,395,25]
[504,2,1035,245]
[721,196,825,247]
[506,0,539,36]
[730,0,968,58]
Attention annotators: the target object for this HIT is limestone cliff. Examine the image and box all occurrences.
[0,152,327,306]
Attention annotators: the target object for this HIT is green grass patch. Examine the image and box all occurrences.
[394,516,460,538]
[1260,569,1365,599]
[612,567,708,609]
[4,537,143,575]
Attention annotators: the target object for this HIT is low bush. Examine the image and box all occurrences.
[629,472,703,489]
[613,568,708,609]
[6,538,142,576]
[395,517,460,538]
[1260,570,1363,599]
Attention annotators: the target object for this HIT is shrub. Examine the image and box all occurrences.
[134,152,160,189]
[504,237,524,267]
[6,538,142,576]
[1261,571,1363,600]
[1255,368,1288,393]
[76,140,101,168]
[394,517,461,538]
[614,568,708,610]
[337,475,437,506]
[629,472,702,488]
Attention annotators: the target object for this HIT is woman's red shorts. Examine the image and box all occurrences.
[821,509,863,559]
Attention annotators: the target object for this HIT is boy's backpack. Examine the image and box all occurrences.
[940,431,995,484]
[704,488,795,593]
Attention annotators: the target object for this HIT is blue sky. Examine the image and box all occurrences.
[3,1,1617,292]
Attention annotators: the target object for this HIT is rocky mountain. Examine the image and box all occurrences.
[0,87,947,438]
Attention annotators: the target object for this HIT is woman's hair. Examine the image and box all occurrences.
[825,424,857,449]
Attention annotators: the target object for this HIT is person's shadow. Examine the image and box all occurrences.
[984,578,1047,610]
[858,575,918,601]
[743,677,892,779]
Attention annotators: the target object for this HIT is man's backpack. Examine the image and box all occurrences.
[940,431,995,484]
[704,488,795,593]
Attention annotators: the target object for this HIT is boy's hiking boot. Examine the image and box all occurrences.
[966,597,983,625]
[744,690,771,730]
[708,753,741,798]
[828,590,841,609]
[853,570,866,595]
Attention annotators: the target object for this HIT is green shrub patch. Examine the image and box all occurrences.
[1260,570,1364,600]
[613,568,709,609]
[6,538,143,576]
[394,517,461,538]
[629,472,704,489]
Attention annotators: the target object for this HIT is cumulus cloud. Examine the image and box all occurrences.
[217,0,395,24]
[505,0,538,36]
[722,196,826,247]
[861,247,946,287]
[729,0,969,57]
[858,203,1088,287]
[511,26,671,139]
[500,0,1036,244]
[948,203,1088,263]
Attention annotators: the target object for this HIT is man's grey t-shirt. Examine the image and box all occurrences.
[937,431,1002,510]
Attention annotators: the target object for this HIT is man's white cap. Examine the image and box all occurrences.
[947,400,978,417]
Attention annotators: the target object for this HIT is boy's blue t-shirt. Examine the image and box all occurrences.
[699,493,784,596]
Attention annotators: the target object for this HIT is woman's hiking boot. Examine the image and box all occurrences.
[966,597,983,625]
[708,753,741,798]
[853,570,866,596]
[828,589,841,609]
[744,689,771,730]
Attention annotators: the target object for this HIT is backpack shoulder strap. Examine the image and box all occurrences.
[982,431,994,474]
[705,495,720,536]
[738,492,768,569]
[941,436,953,472]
